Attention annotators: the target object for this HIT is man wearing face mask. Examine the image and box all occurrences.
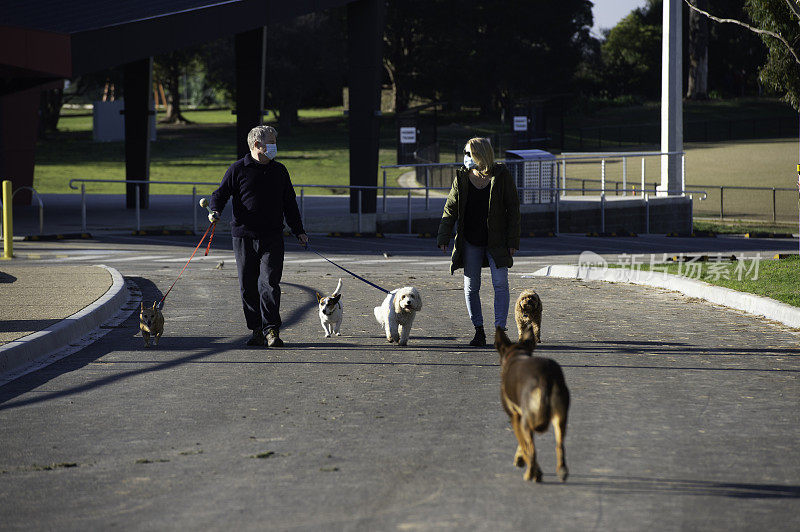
[209,125,309,348]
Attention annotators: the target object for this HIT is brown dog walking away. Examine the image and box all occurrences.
[494,326,569,482]
[139,302,164,348]
[514,289,542,343]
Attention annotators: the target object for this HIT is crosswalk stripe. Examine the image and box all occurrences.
[102,255,170,263]
[41,254,115,262]
[347,258,419,265]
[153,255,235,263]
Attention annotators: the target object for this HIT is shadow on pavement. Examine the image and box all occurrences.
[564,474,800,499]
[541,342,800,358]
[0,319,61,332]
[0,338,242,411]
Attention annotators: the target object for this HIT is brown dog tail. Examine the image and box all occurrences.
[523,379,551,433]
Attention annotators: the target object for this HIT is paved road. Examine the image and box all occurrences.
[1,234,799,530]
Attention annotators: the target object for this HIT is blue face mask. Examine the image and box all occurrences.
[463,154,478,170]
[261,143,277,160]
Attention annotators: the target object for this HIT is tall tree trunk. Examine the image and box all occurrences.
[38,87,63,139]
[278,104,298,136]
[386,65,408,113]
[163,71,191,124]
[687,0,709,99]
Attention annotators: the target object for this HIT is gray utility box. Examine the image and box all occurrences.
[505,149,557,204]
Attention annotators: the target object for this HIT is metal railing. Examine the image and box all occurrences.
[557,178,796,223]
[67,176,707,236]
[68,178,450,234]
[381,150,686,201]
[692,184,796,223]
[69,179,220,233]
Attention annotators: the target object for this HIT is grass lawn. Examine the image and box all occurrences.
[693,220,797,235]
[37,108,406,196]
[616,255,800,308]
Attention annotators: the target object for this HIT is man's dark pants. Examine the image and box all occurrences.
[232,235,284,333]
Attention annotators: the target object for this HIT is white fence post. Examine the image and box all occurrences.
[135,186,141,233]
[81,184,87,233]
[622,156,627,197]
[192,186,197,234]
[601,159,606,195]
[407,191,412,234]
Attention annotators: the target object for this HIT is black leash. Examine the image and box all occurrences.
[305,245,390,294]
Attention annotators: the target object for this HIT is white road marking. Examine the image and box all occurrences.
[154,255,235,263]
[102,255,170,263]
[347,258,419,264]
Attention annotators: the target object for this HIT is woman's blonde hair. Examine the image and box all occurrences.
[466,137,495,176]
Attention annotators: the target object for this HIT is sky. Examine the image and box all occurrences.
[591,0,648,38]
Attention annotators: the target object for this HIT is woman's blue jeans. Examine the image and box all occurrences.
[462,240,509,329]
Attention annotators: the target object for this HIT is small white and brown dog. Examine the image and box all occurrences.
[373,286,422,346]
[316,278,343,337]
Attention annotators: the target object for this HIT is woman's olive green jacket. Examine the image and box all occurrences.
[436,163,521,275]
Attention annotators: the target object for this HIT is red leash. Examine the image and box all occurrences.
[157,223,215,309]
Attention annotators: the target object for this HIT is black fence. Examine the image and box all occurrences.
[435,115,796,156]
[563,115,796,151]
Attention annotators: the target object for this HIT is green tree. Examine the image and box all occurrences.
[705,0,766,97]
[265,10,346,134]
[154,49,202,124]
[743,0,800,108]
[685,0,799,106]
[387,0,593,118]
[383,0,436,112]
[600,1,663,99]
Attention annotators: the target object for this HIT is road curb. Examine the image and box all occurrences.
[0,265,128,376]
[526,264,800,330]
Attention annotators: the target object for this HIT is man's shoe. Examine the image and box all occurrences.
[469,326,486,347]
[246,329,265,346]
[266,329,284,348]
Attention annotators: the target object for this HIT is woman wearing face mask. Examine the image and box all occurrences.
[436,137,521,347]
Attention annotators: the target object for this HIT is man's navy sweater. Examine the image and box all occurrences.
[210,154,305,239]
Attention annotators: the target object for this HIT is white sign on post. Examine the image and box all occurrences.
[399,127,417,144]
[513,116,528,132]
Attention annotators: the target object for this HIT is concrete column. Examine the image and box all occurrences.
[123,57,153,209]
[659,0,683,196]
[0,87,40,205]
[235,27,267,159]
[347,0,385,214]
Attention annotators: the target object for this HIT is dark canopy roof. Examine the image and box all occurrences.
[0,0,350,92]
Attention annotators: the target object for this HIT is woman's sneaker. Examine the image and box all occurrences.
[469,326,486,347]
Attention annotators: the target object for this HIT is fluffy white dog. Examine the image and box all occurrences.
[373,286,422,346]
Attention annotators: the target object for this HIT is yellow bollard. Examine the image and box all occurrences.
[2,180,12,260]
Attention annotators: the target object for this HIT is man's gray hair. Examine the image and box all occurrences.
[247,125,278,151]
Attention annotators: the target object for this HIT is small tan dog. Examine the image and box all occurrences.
[514,289,542,343]
[494,326,569,482]
[139,302,164,348]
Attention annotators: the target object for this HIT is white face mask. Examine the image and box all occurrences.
[260,143,277,160]
[463,154,478,170]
